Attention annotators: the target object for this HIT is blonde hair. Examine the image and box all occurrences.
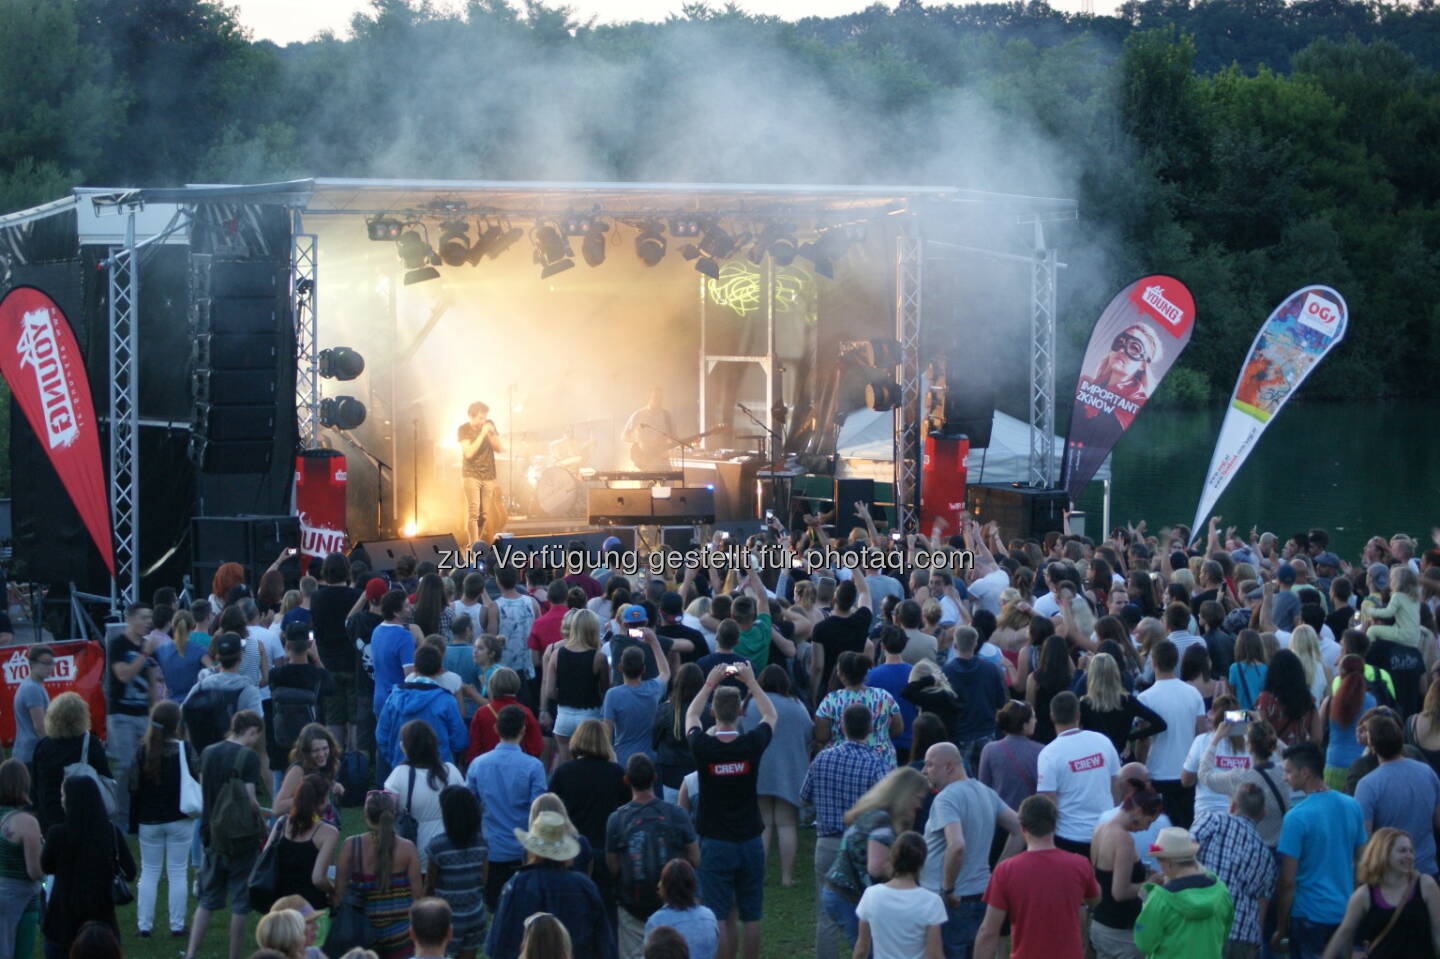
[529,793,580,835]
[566,718,614,760]
[685,596,711,619]
[794,581,816,607]
[566,608,600,650]
[908,659,951,694]
[1289,625,1324,688]
[1357,827,1414,885]
[1082,652,1125,713]
[1171,569,1196,593]
[280,590,303,616]
[256,909,306,959]
[1391,565,1420,600]
[44,691,91,738]
[921,598,942,626]
[997,592,1033,631]
[1136,618,1167,657]
[843,766,928,832]
[170,608,196,655]
[520,913,572,959]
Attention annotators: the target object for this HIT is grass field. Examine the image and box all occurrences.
[105,809,821,959]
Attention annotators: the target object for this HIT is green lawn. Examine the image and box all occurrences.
[106,811,820,959]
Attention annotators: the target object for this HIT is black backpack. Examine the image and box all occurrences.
[183,682,244,754]
[616,802,675,915]
[270,683,320,752]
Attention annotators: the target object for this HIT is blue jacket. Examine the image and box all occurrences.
[486,861,617,959]
[941,655,1006,741]
[375,679,468,768]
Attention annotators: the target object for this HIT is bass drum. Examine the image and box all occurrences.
[534,466,583,517]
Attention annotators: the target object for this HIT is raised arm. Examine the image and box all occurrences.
[739,661,777,727]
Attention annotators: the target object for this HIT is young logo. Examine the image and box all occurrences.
[16,307,79,450]
[3,649,75,685]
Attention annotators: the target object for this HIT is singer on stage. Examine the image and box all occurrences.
[622,386,676,471]
[459,400,504,545]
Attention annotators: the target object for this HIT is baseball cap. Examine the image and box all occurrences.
[1314,552,1341,571]
[660,591,684,617]
[364,578,388,603]
[620,604,648,625]
[602,536,623,552]
[1277,563,1296,584]
[1230,546,1256,566]
[215,633,243,658]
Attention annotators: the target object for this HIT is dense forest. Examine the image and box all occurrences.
[6,0,1440,402]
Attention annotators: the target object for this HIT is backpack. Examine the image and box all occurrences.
[183,680,245,754]
[616,801,676,915]
[1364,667,1399,712]
[337,750,369,807]
[63,730,119,817]
[209,744,266,859]
[270,682,320,752]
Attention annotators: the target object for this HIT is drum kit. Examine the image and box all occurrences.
[498,432,593,520]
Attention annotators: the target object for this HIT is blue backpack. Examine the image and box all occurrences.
[337,750,369,806]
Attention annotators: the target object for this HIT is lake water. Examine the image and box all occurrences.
[1069,399,1440,559]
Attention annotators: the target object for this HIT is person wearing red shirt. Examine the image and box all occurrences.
[465,666,543,762]
[975,794,1100,959]
[527,581,571,674]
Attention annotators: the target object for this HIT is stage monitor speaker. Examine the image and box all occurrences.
[650,488,716,525]
[352,538,415,575]
[834,478,876,540]
[661,526,700,553]
[942,389,995,449]
[408,534,462,570]
[192,514,301,590]
[964,483,1067,542]
[496,528,639,562]
[587,490,652,526]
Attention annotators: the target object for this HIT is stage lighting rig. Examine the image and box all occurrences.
[799,223,865,279]
[318,347,366,381]
[561,213,599,236]
[634,222,666,267]
[684,221,737,280]
[749,224,798,266]
[396,228,441,285]
[532,222,575,279]
[473,218,523,263]
[581,220,609,267]
[320,396,367,430]
[437,220,472,268]
[367,217,404,241]
[670,216,702,238]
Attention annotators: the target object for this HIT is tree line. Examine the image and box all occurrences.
[6,0,1440,403]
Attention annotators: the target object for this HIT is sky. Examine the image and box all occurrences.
[231,0,1088,45]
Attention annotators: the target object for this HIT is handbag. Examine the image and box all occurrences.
[395,766,419,843]
[64,731,119,817]
[247,817,285,913]
[178,744,203,818]
[109,827,134,907]
[323,836,375,955]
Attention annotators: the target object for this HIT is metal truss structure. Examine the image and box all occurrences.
[292,220,320,449]
[107,211,140,611]
[893,215,923,533]
[1029,220,1059,486]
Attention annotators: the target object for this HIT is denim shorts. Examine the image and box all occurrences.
[698,836,765,922]
[554,705,602,737]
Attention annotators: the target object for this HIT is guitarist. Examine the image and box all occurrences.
[459,401,505,545]
[623,387,677,472]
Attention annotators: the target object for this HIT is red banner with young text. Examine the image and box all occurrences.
[0,639,107,744]
[0,287,114,574]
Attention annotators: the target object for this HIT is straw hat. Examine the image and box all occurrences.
[1148,826,1201,861]
[514,811,581,863]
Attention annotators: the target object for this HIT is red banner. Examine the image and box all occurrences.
[0,640,108,744]
[294,448,348,560]
[0,287,114,574]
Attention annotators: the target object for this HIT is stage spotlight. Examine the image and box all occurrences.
[581,221,609,267]
[634,223,666,267]
[698,223,737,260]
[865,379,900,412]
[403,520,418,538]
[397,229,441,285]
[749,225,798,266]
[797,239,834,279]
[533,222,575,278]
[485,221,524,261]
[670,217,702,238]
[320,396,367,430]
[318,347,366,381]
[437,220,471,268]
[367,217,404,241]
[561,215,595,236]
[695,256,721,280]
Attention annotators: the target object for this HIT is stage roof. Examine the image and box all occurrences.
[0,177,1078,231]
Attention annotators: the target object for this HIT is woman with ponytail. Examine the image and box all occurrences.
[1320,654,1376,790]
[333,790,421,959]
[129,699,200,937]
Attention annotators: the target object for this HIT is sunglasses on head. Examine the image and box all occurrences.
[523,912,555,929]
[1111,332,1149,361]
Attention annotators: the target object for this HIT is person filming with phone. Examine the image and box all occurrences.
[686,660,777,959]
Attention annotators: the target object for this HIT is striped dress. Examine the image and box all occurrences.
[427,833,489,950]
[348,867,414,959]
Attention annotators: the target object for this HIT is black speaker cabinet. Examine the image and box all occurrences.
[191,514,301,590]
[964,483,1067,542]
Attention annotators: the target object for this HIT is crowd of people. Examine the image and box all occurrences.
[3,510,1440,959]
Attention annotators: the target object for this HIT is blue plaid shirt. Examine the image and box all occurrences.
[800,741,889,838]
[1193,811,1276,944]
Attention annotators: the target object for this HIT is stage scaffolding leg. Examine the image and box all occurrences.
[893,216,922,533]
[1028,222,1058,487]
[107,211,140,613]
[292,223,319,449]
